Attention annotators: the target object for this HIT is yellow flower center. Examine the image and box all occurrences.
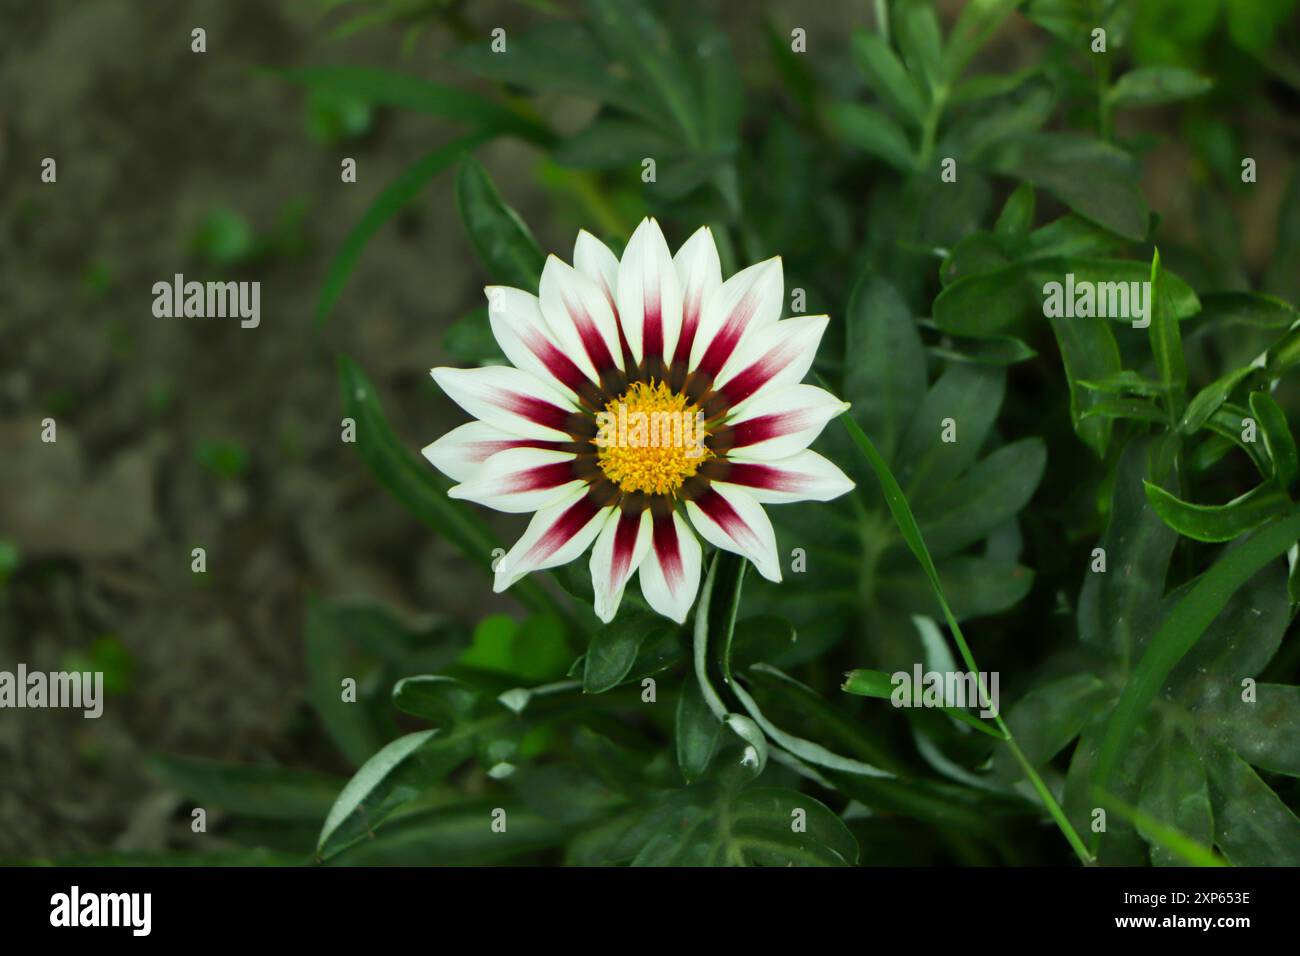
[595,380,711,496]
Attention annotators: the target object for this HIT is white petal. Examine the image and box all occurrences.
[689,256,783,378]
[486,285,596,399]
[616,218,683,366]
[637,511,703,624]
[539,255,624,379]
[672,225,722,366]
[724,384,850,461]
[685,483,782,583]
[716,449,855,505]
[448,447,585,514]
[589,509,653,623]
[494,489,611,592]
[713,315,830,412]
[574,230,621,315]
[422,421,558,484]
[431,365,576,441]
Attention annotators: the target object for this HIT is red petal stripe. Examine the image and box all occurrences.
[611,510,643,583]
[562,293,618,374]
[524,495,601,565]
[652,511,684,589]
[503,460,580,493]
[693,487,760,549]
[717,338,798,407]
[695,290,757,379]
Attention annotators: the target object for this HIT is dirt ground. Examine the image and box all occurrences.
[0,0,555,858]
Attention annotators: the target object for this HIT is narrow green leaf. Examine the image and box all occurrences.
[988,134,1150,241]
[455,157,546,289]
[317,729,438,854]
[147,755,342,822]
[993,182,1036,245]
[1147,248,1187,416]
[1109,66,1213,108]
[1249,391,1299,488]
[828,102,915,171]
[844,272,927,462]
[317,134,488,328]
[1144,481,1290,543]
[274,66,548,142]
[851,30,926,124]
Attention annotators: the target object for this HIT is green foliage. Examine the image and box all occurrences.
[100,0,1300,869]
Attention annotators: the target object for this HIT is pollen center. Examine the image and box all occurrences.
[594,380,711,496]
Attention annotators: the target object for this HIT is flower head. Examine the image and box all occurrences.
[425,219,855,624]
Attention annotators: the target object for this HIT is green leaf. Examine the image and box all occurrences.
[1109,66,1213,107]
[326,799,569,866]
[1207,683,1300,778]
[1050,314,1123,456]
[934,257,1199,336]
[392,675,481,724]
[1136,732,1215,866]
[1180,365,1256,433]
[459,613,572,682]
[555,117,682,170]
[629,785,859,866]
[1147,248,1187,413]
[317,135,488,328]
[915,438,1046,556]
[147,755,342,822]
[582,0,705,146]
[1093,509,1300,834]
[880,555,1035,620]
[317,729,440,855]
[1078,397,1167,424]
[1194,291,1298,330]
[944,0,1019,80]
[455,157,546,289]
[844,272,927,462]
[450,22,663,128]
[1078,437,1179,658]
[893,0,944,94]
[993,674,1111,780]
[584,609,677,694]
[988,134,1150,241]
[828,102,915,171]
[1249,391,1299,488]
[851,30,926,125]
[894,364,1004,494]
[274,66,548,142]
[993,182,1036,246]
[842,669,894,699]
[1144,481,1290,543]
[676,673,723,782]
[1202,739,1300,865]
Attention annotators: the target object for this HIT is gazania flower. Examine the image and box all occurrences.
[424,219,855,624]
